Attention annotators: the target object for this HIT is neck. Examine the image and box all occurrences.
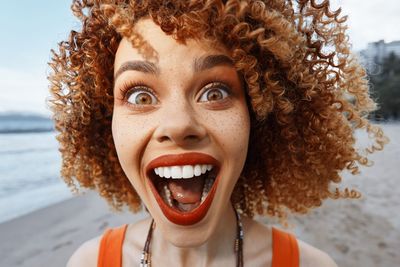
[151,205,237,266]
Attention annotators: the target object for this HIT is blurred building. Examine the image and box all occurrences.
[359,40,400,72]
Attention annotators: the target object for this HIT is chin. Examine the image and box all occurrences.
[149,196,222,248]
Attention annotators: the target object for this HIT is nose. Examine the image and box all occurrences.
[153,100,208,147]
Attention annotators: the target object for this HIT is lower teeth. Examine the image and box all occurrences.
[163,185,173,207]
[175,201,198,212]
[200,176,213,202]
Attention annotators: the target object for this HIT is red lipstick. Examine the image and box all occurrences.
[146,152,220,226]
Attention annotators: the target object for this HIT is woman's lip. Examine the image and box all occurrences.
[145,152,220,226]
[146,152,220,173]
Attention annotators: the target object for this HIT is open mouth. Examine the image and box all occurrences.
[146,152,220,226]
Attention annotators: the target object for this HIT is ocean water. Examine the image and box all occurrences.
[0,131,72,223]
[0,113,54,133]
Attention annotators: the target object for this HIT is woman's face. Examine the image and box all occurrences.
[112,18,250,246]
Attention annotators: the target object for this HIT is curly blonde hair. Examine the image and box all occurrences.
[48,0,388,219]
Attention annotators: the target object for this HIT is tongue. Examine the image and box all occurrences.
[168,177,205,204]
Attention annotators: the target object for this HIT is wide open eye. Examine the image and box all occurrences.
[127,87,158,105]
[198,82,230,102]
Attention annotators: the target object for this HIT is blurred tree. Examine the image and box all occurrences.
[369,52,400,120]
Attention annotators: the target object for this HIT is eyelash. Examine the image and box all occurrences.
[119,80,158,102]
[117,80,233,105]
[197,81,232,101]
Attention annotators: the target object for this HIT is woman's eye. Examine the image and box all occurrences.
[198,83,229,102]
[127,89,157,105]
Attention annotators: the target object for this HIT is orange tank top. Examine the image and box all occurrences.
[97,224,299,267]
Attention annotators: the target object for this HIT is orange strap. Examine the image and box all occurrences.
[97,224,128,267]
[271,227,300,267]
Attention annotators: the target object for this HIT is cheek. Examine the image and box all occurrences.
[111,113,151,174]
[231,110,250,153]
[206,105,250,165]
[112,115,132,169]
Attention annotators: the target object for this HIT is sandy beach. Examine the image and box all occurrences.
[291,123,400,267]
[0,123,399,267]
[0,191,146,267]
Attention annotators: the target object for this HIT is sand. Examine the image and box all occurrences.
[0,123,399,267]
[290,123,400,267]
[0,191,146,267]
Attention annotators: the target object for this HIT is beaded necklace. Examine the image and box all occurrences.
[140,209,244,267]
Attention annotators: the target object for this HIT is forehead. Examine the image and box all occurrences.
[114,18,229,72]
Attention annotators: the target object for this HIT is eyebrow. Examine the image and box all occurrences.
[193,54,235,72]
[114,60,159,80]
[114,54,235,80]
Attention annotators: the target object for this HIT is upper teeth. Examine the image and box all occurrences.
[154,164,213,179]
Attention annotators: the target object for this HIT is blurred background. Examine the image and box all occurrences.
[0,1,399,267]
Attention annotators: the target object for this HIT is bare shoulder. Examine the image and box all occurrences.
[297,239,338,267]
[66,236,102,267]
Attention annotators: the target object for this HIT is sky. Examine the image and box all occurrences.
[0,0,399,116]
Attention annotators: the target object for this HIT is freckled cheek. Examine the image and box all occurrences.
[112,116,153,172]
[208,108,250,159]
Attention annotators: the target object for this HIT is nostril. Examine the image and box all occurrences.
[154,121,207,145]
[185,135,199,141]
[158,135,199,143]
[158,136,170,143]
